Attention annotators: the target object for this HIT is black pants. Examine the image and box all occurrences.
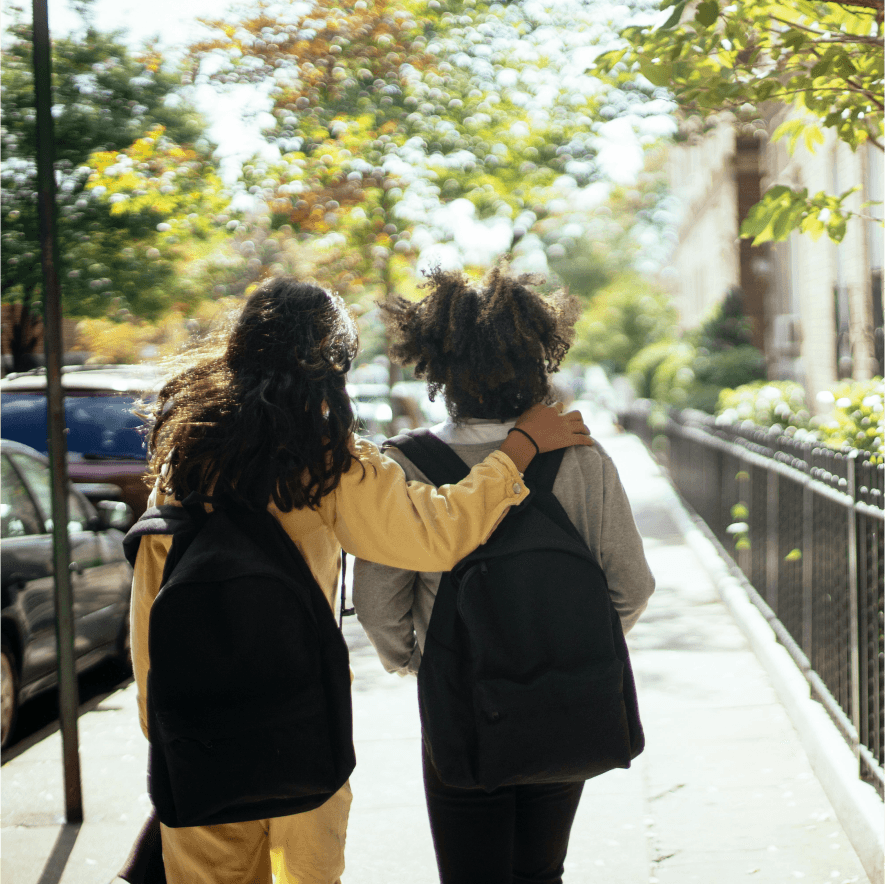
[422,743,585,884]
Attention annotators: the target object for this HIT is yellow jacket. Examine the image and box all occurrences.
[131,437,529,738]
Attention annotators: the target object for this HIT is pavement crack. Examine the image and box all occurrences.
[650,782,686,801]
[653,851,679,865]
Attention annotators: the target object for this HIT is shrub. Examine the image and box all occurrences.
[626,339,682,399]
[694,344,766,391]
[717,380,812,431]
[815,379,884,458]
[692,286,756,352]
[572,275,677,375]
[716,377,884,460]
[627,289,766,413]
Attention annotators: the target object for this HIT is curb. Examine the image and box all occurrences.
[661,482,885,884]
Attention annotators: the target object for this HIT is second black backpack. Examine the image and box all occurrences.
[386,430,644,792]
[123,494,355,828]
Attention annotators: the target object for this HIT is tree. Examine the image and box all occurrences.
[190,0,663,297]
[189,0,439,314]
[571,273,677,373]
[1,12,227,368]
[596,0,884,243]
[73,126,232,318]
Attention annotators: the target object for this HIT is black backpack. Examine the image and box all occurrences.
[123,494,355,828]
[386,430,644,791]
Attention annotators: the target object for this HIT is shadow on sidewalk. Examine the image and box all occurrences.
[35,823,81,884]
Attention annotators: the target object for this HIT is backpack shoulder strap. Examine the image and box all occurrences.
[523,448,565,495]
[523,448,595,553]
[384,429,470,487]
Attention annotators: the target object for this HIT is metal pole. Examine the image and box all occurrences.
[31,0,83,823]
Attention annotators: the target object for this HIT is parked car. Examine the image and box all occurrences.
[1,439,134,748]
[0,364,163,523]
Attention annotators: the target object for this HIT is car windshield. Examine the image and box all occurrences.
[0,393,147,459]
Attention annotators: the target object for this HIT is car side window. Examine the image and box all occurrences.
[8,451,88,533]
[0,455,45,537]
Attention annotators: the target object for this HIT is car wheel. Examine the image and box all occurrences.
[1,641,19,750]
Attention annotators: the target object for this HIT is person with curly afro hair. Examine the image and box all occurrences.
[353,265,655,884]
[129,275,593,884]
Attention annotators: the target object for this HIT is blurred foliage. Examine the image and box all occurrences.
[816,379,885,457]
[187,0,664,306]
[549,151,677,299]
[73,296,244,364]
[595,0,884,244]
[75,126,231,317]
[717,379,813,429]
[692,286,756,350]
[626,337,680,399]
[627,288,767,411]
[190,0,436,305]
[716,377,884,459]
[1,10,230,368]
[571,274,677,374]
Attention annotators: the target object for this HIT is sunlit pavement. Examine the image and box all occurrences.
[0,410,876,884]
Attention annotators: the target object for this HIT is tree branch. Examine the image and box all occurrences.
[865,126,885,151]
[824,0,883,12]
[806,44,885,110]
[769,14,883,42]
[809,35,883,45]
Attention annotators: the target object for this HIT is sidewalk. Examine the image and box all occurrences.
[1,417,879,884]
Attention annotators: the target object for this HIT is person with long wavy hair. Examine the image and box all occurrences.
[352,266,655,884]
[130,275,592,884]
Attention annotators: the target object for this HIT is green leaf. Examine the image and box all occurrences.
[784,548,802,561]
[835,53,858,78]
[695,0,719,27]
[659,1,688,30]
[811,57,832,79]
[638,57,673,87]
[771,204,797,241]
[591,48,627,71]
[827,215,848,242]
[803,125,824,154]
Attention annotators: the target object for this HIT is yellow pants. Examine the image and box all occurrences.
[159,782,353,884]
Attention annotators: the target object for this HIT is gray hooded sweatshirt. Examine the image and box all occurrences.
[352,417,655,676]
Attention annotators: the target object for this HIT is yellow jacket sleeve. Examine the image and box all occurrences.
[131,529,171,740]
[323,438,529,572]
[130,439,529,740]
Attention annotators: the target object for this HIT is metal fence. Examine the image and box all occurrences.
[621,401,884,794]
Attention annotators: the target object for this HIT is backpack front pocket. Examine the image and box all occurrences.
[472,659,632,790]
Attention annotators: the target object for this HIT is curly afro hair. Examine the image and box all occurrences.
[379,265,580,421]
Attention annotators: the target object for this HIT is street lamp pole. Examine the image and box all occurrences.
[31,0,83,823]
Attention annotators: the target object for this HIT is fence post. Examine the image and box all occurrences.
[802,475,814,658]
[847,450,861,769]
[767,468,779,614]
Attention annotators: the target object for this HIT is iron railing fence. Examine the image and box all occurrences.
[621,401,884,794]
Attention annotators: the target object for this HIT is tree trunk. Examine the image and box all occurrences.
[8,290,43,373]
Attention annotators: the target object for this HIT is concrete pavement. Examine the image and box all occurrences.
[2,417,880,883]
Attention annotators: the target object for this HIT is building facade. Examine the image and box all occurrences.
[665,111,883,404]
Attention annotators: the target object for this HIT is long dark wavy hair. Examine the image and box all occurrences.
[379,265,580,421]
[145,277,360,511]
